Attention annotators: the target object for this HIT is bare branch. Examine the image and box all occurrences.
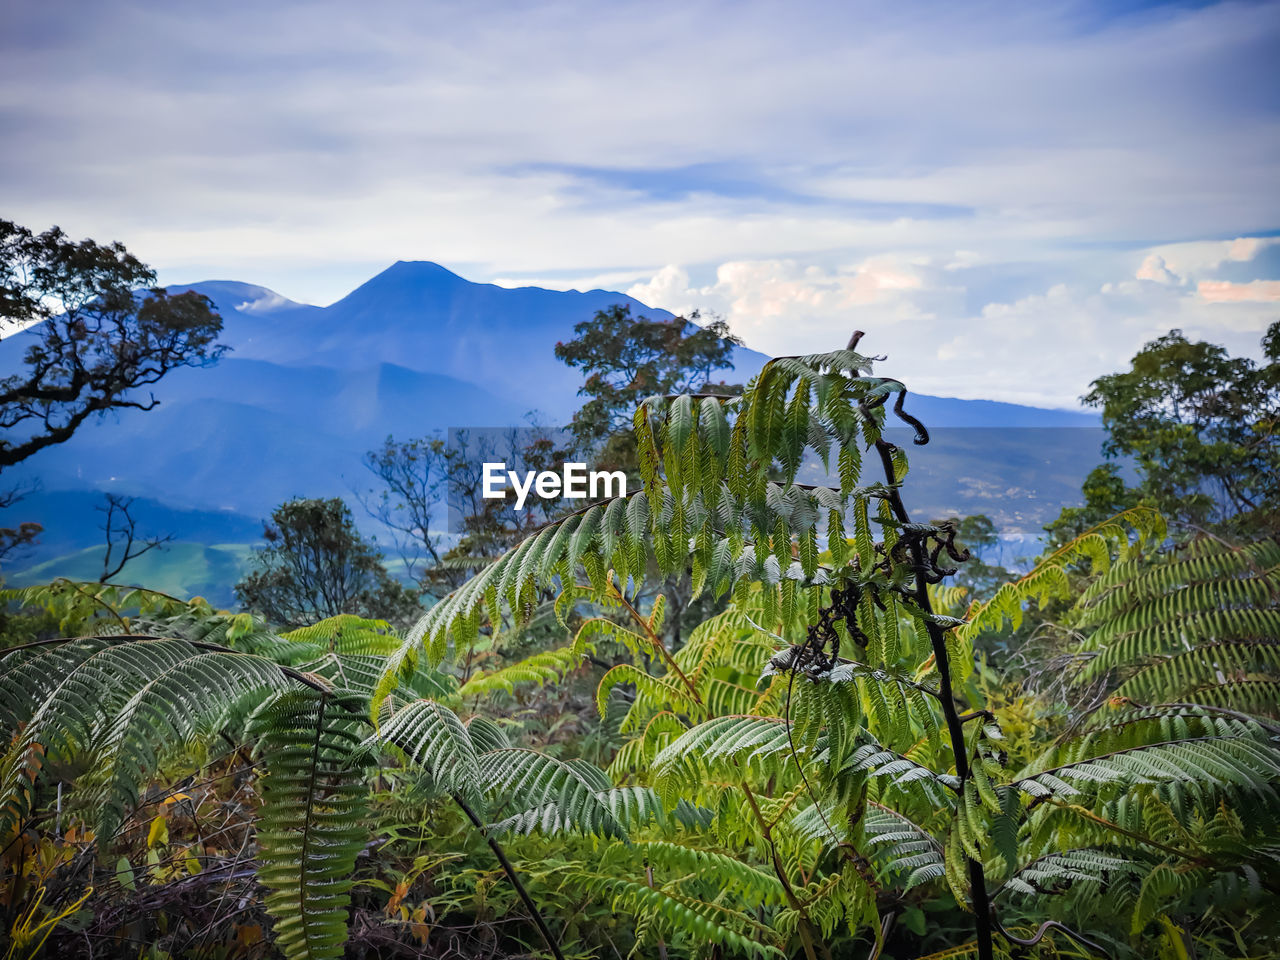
[97,494,172,582]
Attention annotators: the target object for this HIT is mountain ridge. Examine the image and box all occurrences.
[176,260,1099,423]
[2,259,1103,598]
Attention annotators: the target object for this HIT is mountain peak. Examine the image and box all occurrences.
[380,260,468,283]
[327,260,472,312]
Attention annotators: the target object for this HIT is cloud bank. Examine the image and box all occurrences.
[2,0,1277,407]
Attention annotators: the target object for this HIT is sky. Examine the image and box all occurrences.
[3,0,1278,409]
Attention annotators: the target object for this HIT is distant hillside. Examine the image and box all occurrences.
[6,542,254,609]
[1,260,1103,597]
[0,492,262,606]
[0,491,261,558]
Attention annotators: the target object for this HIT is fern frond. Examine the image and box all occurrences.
[581,873,786,959]
[958,507,1165,643]
[494,785,711,838]
[480,748,631,838]
[94,651,289,840]
[459,643,588,700]
[249,688,369,960]
[996,848,1136,899]
[281,615,401,655]
[632,839,788,906]
[1016,736,1280,801]
[371,698,481,800]
[653,715,796,796]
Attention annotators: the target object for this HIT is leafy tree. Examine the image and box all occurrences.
[361,426,576,598]
[1043,462,1144,549]
[553,305,748,650]
[554,304,742,466]
[235,497,419,628]
[0,520,40,567]
[1082,322,1279,537]
[0,219,225,470]
[939,513,1014,603]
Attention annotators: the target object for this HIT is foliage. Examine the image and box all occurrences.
[1043,463,1145,550]
[249,688,369,960]
[235,497,421,630]
[373,342,1038,958]
[358,433,453,582]
[2,330,1278,960]
[553,304,742,466]
[0,218,225,470]
[0,520,41,567]
[1081,321,1280,537]
[940,514,1015,604]
[361,426,579,602]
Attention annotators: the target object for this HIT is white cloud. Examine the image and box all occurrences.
[625,237,1279,408]
[624,256,942,352]
[1141,236,1280,280]
[235,290,296,313]
[626,266,699,316]
[1135,254,1179,285]
[1198,279,1280,303]
[2,0,1276,403]
[490,268,661,294]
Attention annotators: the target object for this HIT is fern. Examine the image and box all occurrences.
[14,334,1279,960]
[459,642,589,700]
[373,697,482,799]
[249,688,369,960]
[581,873,786,958]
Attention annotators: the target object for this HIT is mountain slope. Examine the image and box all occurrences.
[2,259,1103,598]
[177,262,1097,427]
[177,264,707,420]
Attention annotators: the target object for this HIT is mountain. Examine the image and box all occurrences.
[174,263,704,421]
[176,263,1099,428]
[1,260,1103,597]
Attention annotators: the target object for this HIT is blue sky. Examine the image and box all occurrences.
[2,0,1277,407]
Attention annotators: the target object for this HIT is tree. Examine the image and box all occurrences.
[553,305,747,649]
[554,304,742,466]
[1043,462,1144,548]
[1081,321,1280,537]
[941,513,1014,603]
[0,521,41,567]
[0,484,41,566]
[358,433,452,582]
[235,497,419,629]
[96,494,172,582]
[359,425,575,600]
[0,219,225,470]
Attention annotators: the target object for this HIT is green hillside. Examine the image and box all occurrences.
[5,542,256,608]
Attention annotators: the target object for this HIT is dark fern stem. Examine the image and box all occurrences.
[848,328,999,960]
